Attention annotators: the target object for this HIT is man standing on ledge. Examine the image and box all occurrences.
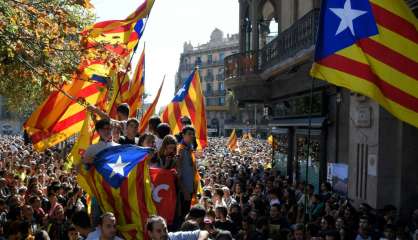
[176,126,198,219]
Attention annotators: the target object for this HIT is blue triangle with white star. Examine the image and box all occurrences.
[94,145,152,188]
[315,0,379,61]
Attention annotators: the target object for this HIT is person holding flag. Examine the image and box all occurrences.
[227,129,238,152]
[83,119,119,164]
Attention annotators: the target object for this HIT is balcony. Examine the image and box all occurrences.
[204,90,226,97]
[224,9,320,103]
[225,51,259,78]
[179,61,224,73]
[260,9,319,70]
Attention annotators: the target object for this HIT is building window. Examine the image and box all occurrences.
[206,69,213,81]
[219,52,225,62]
[208,54,213,64]
[206,98,218,106]
[206,83,212,93]
[218,82,225,91]
[195,57,202,67]
[219,97,225,105]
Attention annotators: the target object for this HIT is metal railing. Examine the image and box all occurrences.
[260,9,320,69]
[204,90,226,97]
[224,9,320,79]
[224,51,259,78]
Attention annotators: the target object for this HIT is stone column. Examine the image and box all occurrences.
[251,0,260,51]
[239,0,246,53]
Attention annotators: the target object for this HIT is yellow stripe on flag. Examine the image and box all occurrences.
[312,63,418,127]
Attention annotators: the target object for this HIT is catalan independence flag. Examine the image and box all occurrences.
[24,80,105,152]
[267,135,279,150]
[88,0,154,37]
[311,0,418,128]
[139,79,164,134]
[81,145,157,240]
[161,70,208,149]
[65,114,99,171]
[126,50,145,118]
[227,129,238,151]
[83,19,145,57]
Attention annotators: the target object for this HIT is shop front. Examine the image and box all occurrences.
[270,91,328,192]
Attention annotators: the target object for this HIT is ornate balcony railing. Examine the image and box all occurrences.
[224,9,320,79]
[224,51,259,78]
[204,90,226,97]
[260,9,320,69]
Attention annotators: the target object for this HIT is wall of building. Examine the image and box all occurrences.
[280,0,295,31]
[348,96,418,218]
[326,88,350,165]
[176,30,244,136]
[298,0,313,17]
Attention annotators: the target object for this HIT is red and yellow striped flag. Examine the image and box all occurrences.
[243,132,253,140]
[80,145,157,240]
[139,79,164,134]
[68,114,100,197]
[106,72,130,118]
[227,129,238,151]
[125,50,145,118]
[161,70,208,149]
[65,114,99,171]
[24,80,105,152]
[87,0,154,37]
[267,135,279,150]
[311,0,418,128]
[83,18,145,57]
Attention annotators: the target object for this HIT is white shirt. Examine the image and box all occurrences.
[168,230,200,240]
[155,137,163,151]
[84,141,119,161]
[85,228,123,240]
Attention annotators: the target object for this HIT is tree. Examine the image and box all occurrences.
[0,0,96,115]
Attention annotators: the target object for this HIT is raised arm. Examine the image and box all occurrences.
[87,105,110,120]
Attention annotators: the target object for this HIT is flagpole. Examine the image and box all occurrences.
[17,55,88,107]
[304,76,315,223]
[271,134,275,166]
[107,7,154,114]
[141,42,146,118]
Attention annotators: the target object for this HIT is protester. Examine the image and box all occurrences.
[156,123,172,150]
[93,212,123,240]
[118,118,140,145]
[88,103,130,135]
[0,132,417,240]
[177,126,198,219]
[146,215,209,240]
[157,135,178,169]
[83,119,119,164]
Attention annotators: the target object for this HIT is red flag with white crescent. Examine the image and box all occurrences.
[149,168,177,225]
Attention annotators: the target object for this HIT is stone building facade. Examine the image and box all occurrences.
[225,0,418,218]
[176,29,267,137]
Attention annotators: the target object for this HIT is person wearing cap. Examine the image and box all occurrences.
[83,119,119,164]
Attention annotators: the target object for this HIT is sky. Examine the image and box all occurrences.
[91,0,239,111]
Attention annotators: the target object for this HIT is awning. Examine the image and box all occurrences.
[268,117,326,128]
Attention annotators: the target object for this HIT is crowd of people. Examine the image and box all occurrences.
[0,105,416,239]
